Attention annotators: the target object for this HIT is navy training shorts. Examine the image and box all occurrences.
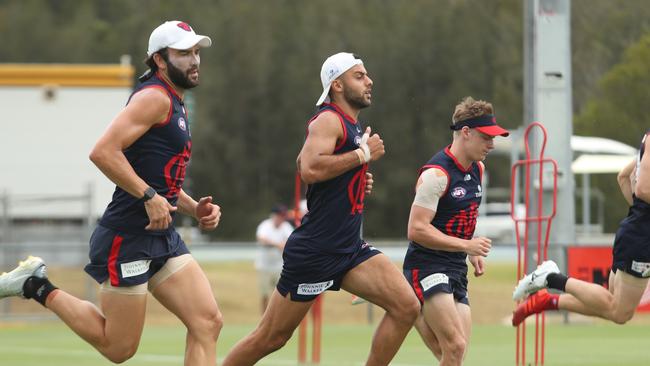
[612,210,650,279]
[277,240,381,302]
[84,225,190,287]
[404,267,470,306]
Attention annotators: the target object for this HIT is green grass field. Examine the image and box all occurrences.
[1,261,649,365]
[1,321,649,365]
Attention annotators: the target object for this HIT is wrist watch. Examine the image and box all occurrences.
[142,187,157,202]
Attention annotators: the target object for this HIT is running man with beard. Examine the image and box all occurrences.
[0,21,222,366]
[222,52,420,366]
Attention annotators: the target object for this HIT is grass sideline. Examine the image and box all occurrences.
[1,261,649,365]
[0,260,518,324]
[0,322,649,365]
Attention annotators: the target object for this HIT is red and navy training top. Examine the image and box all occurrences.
[403,146,484,274]
[99,72,191,235]
[288,103,368,253]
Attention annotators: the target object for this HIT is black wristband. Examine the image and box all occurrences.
[142,186,157,202]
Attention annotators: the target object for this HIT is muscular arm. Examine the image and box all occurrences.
[617,158,636,206]
[177,189,198,217]
[407,168,467,252]
[89,88,169,198]
[408,205,471,252]
[634,136,650,203]
[468,161,487,274]
[177,189,221,230]
[297,111,363,184]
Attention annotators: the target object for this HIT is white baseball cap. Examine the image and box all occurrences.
[316,52,364,106]
[147,20,212,56]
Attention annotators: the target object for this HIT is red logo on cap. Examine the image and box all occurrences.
[177,22,192,32]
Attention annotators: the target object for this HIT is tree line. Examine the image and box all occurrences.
[2,0,649,237]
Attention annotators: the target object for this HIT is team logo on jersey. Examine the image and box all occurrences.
[445,201,479,239]
[464,174,471,181]
[356,126,361,133]
[451,187,466,199]
[178,117,187,131]
[354,135,362,146]
[475,185,483,197]
[348,167,367,214]
[164,141,191,198]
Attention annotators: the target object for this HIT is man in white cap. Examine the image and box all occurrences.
[0,21,222,366]
[223,52,420,366]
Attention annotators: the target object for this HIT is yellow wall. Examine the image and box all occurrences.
[0,64,134,87]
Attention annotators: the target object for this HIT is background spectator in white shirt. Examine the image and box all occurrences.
[255,204,294,313]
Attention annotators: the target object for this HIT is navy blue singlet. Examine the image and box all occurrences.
[288,103,368,254]
[403,146,484,274]
[99,72,191,235]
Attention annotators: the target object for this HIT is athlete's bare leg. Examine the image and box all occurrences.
[420,293,471,366]
[46,289,147,363]
[152,259,222,366]
[260,295,269,314]
[222,290,314,366]
[414,314,442,360]
[341,253,420,366]
[557,270,648,324]
[456,302,472,359]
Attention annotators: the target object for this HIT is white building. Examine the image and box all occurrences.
[0,61,134,239]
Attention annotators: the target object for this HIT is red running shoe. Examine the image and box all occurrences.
[512,289,559,326]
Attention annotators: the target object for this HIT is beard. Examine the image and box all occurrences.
[167,61,198,90]
[343,87,371,109]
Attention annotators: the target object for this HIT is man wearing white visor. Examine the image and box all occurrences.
[223,53,420,366]
[0,21,223,366]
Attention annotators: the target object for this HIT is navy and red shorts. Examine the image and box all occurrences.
[612,209,650,279]
[404,267,470,306]
[277,240,381,302]
[84,225,190,287]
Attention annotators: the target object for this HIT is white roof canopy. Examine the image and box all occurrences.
[494,134,637,156]
[571,136,637,155]
[494,133,638,174]
[571,154,635,174]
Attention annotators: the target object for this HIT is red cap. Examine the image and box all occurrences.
[476,124,509,137]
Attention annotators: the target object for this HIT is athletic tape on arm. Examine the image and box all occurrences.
[412,168,448,211]
[357,129,371,163]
